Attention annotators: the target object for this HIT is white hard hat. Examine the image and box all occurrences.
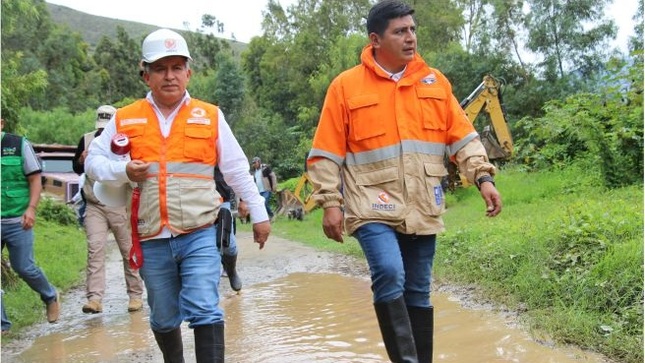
[141,29,192,64]
[96,105,116,129]
[93,181,128,208]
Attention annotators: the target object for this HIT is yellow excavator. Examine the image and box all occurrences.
[447,74,514,189]
[460,74,514,161]
[277,74,514,215]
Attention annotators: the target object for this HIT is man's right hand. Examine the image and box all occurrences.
[322,207,344,243]
[126,160,150,183]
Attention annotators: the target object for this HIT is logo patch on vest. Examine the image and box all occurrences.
[191,108,207,117]
[2,146,17,156]
[372,191,396,211]
[120,118,147,126]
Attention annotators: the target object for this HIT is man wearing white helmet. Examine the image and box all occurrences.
[85,28,271,362]
[72,105,145,315]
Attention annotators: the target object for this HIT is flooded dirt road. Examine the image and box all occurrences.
[1,232,611,363]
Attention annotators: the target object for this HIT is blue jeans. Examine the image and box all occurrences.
[1,221,58,331]
[353,223,436,308]
[139,225,222,332]
[1,290,7,331]
[260,191,274,218]
[220,202,237,256]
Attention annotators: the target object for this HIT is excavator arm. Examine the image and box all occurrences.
[444,75,514,190]
[459,74,514,160]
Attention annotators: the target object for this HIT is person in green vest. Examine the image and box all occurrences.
[1,117,60,333]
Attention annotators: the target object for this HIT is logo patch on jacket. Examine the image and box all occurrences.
[421,73,436,85]
[372,191,396,211]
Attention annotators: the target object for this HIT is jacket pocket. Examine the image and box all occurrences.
[422,163,447,216]
[347,94,385,141]
[417,87,448,131]
[6,188,29,198]
[349,165,404,220]
[184,126,214,160]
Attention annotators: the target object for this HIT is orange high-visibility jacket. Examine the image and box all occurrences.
[308,45,495,235]
[116,99,221,239]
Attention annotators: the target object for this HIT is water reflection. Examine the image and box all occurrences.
[6,272,608,363]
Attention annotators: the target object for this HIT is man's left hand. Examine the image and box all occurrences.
[252,221,271,249]
[22,207,36,230]
[480,182,502,217]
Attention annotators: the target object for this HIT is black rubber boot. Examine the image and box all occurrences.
[407,306,434,363]
[194,323,225,363]
[222,254,242,291]
[374,295,419,363]
[153,327,185,363]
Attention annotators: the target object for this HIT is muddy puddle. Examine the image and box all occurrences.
[1,233,611,363]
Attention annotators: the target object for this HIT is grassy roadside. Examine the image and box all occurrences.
[1,219,86,333]
[249,164,643,363]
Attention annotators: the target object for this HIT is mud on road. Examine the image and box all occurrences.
[1,232,611,363]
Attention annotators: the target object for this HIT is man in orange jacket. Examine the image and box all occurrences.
[307,1,502,362]
[86,28,271,363]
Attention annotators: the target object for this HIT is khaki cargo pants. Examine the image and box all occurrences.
[84,202,143,301]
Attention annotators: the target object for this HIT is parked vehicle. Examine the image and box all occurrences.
[33,144,79,204]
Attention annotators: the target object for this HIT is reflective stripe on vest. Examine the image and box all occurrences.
[116,98,221,238]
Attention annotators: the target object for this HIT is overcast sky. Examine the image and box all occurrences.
[45,0,299,43]
[46,0,639,51]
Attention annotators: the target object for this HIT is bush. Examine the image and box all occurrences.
[38,197,78,226]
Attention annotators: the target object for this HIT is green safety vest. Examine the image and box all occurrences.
[1,132,31,218]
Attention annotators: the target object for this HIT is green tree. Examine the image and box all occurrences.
[411,0,463,54]
[212,54,246,127]
[1,0,49,130]
[525,0,617,79]
[93,26,146,102]
[183,17,232,74]
[36,25,97,111]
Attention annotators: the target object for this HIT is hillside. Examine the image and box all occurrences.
[45,2,248,54]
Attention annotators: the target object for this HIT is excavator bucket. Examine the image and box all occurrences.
[275,172,317,219]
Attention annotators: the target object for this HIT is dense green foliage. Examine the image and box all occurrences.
[514,58,644,188]
[438,165,643,363]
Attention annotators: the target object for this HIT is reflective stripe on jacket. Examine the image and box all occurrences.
[308,45,494,235]
[116,99,221,238]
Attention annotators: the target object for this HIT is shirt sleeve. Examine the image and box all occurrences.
[22,139,42,176]
[85,117,130,186]
[216,109,269,223]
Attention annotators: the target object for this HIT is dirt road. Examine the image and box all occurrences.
[1,232,610,363]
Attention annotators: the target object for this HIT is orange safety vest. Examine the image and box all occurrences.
[308,45,491,235]
[116,99,221,240]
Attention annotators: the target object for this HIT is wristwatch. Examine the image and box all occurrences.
[475,175,495,190]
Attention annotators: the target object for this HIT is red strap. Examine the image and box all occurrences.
[129,187,144,269]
